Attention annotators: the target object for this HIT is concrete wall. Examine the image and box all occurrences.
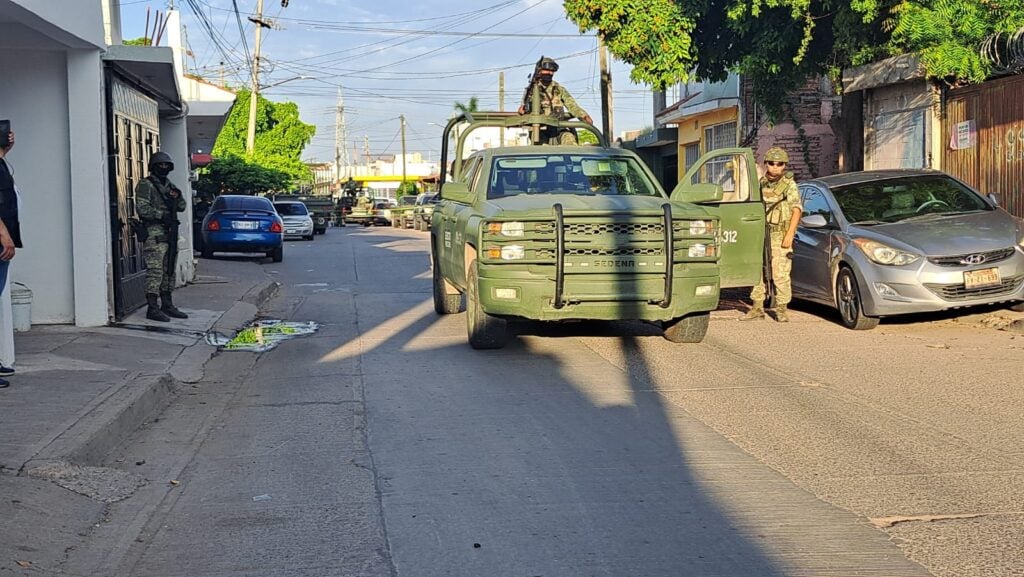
[6,0,106,48]
[0,49,76,324]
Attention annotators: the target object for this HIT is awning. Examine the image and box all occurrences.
[658,98,740,126]
[636,127,678,148]
[103,44,182,114]
[844,54,924,93]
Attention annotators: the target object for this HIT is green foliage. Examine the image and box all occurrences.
[578,130,599,145]
[454,97,480,114]
[124,37,152,46]
[879,0,1024,84]
[563,0,1022,117]
[397,181,418,197]
[212,88,317,182]
[193,154,290,197]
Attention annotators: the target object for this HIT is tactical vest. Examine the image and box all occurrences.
[761,176,796,230]
[537,83,567,119]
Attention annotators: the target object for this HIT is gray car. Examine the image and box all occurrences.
[793,170,1024,329]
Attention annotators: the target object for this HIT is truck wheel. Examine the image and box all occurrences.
[663,312,710,343]
[432,245,463,314]
[466,262,507,349]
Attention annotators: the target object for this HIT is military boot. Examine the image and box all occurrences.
[773,305,790,323]
[739,305,766,321]
[161,292,189,319]
[146,294,170,322]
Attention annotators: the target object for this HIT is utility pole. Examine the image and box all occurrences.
[498,71,505,146]
[364,135,370,173]
[246,0,270,154]
[599,36,614,143]
[399,115,407,192]
[335,88,349,181]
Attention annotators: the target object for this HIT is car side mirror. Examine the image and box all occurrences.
[987,192,1001,207]
[800,214,829,228]
[441,182,473,204]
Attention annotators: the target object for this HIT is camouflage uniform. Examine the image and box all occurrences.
[136,175,185,294]
[749,173,802,308]
[523,81,589,145]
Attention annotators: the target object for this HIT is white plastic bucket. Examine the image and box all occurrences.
[11,282,32,332]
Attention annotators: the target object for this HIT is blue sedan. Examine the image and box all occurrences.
[200,195,284,262]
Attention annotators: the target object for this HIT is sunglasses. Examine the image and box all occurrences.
[156,163,172,169]
[765,161,786,167]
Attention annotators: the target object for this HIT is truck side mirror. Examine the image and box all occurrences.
[441,182,474,204]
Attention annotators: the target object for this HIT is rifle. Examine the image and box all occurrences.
[761,196,787,309]
[163,186,181,278]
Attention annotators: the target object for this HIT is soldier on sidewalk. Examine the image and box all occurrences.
[740,146,803,322]
[136,151,188,322]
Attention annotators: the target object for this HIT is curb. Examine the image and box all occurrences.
[24,278,281,470]
[24,374,177,470]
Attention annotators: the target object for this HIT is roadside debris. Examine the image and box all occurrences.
[205,319,319,352]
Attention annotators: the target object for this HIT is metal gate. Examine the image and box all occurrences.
[943,75,1024,218]
[109,77,160,319]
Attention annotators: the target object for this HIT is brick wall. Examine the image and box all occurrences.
[741,76,842,180]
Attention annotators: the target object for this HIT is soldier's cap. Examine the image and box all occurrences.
[538,57,559,72]
[764,147,788,163]
[149,151,175,168]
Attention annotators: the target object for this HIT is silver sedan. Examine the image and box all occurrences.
[793,170,1024,329]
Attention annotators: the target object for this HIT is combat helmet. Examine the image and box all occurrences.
[764,147,788,163]
[149,151,175,171]
[538,56,559,72]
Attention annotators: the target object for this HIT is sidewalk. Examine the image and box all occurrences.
[0,257,278,573]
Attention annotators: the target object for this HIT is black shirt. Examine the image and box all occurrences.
[0,158,23,248]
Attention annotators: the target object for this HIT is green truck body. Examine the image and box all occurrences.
[431,110,766,349]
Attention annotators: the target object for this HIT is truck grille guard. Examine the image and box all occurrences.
[480,204,717,310]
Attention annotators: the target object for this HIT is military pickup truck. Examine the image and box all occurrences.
[429,107,766,349]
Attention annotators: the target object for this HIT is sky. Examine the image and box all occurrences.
[118,0,654,165]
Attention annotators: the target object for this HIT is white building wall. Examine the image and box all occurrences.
[0,49,77,324]
[8,0,106,48]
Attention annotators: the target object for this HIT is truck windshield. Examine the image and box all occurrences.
[487,154,661,199]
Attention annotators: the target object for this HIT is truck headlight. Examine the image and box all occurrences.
[501,245,526,260]
[853,238,919,266]
[486,221,525,237]
[689,220,710,235]
[688,243,715,258]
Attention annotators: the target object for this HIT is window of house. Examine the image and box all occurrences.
[683,143,700,173]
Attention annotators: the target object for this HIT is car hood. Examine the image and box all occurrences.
[486,194,701,217]
[850,210,1018,255]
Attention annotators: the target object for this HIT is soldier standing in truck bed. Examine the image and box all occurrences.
[517,56,593,145]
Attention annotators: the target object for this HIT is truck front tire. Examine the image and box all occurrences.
[663,312,710,343]
[466,262,507,349]
[432,244,464,314]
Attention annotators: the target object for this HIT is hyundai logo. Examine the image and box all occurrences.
[963,254,988,265]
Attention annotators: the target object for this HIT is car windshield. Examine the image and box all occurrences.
[213,196,274,212]
[398,196,417,206]
[487,154,661,199]
[274,203,308,216]
[831,175,991,224]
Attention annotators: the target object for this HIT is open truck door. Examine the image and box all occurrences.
[671,148,765,288]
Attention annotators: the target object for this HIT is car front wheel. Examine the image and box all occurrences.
[466,261,507,349]
[836,267,879,330]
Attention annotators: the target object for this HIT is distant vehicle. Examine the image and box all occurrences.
[273,200,315,241]
[794,170,1024,329]
[412,193,439,231]
[391,194,419,228]
[200,195,284,262]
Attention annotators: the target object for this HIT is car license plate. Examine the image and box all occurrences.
[964,267,1000,289]
[286,229,297,234]
[232,220,258,230]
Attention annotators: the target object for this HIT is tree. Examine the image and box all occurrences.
[212,89,317,182]
[193,154,290,198]
[454,97,479,115]
[562,0,1024,118]
[397,181,418,198]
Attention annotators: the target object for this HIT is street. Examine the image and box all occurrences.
[68,225,1024,577]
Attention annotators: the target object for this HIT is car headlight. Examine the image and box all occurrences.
[486,221,525,237]
[853,238,920,266]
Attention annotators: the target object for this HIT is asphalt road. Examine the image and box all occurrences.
[77,224,1024,577]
